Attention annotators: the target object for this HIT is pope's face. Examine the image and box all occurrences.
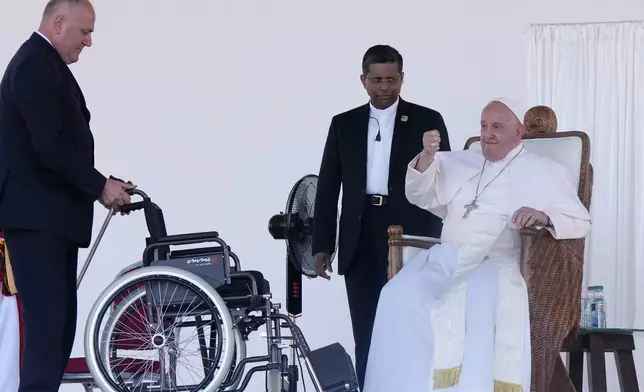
[480,102,525,162]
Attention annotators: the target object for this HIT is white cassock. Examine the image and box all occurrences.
[0,238,20,392]
[363,143,591,392]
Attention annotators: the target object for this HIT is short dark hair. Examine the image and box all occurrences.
[361,45,403,75]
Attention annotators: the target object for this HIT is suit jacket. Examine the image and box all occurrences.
[0,33,106,247]
[312,98,451,275]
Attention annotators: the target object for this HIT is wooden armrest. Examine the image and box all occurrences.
[401,233,436,241]
[387,225,441,280]
[388,225,545,281]
[391,236,441,249]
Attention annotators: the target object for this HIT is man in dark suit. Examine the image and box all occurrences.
[312,45,451,389]
[0,1,134,390]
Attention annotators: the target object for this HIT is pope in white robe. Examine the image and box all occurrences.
[362,98,591,392]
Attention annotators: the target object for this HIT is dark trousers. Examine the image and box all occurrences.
[343,204,390,390]
[4,229,79,392]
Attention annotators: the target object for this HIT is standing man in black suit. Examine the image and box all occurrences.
[0,1,134,390]
[312,45,451,389]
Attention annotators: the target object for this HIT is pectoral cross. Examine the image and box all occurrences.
[463,200,479,218]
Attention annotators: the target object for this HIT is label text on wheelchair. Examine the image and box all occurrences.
[186,257,214,266]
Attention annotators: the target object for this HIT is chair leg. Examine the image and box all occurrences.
[614,349,639,392]
[550,356,577,392]
[587,334,607,392]
[567,351,584,391]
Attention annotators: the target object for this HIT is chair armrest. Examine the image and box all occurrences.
[519,227,543,279]
[400,234,440,248]
[387,225,441,280]
[520,228,540,236]
[388,225,543,281]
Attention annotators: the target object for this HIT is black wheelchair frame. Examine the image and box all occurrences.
[111,189,325,392]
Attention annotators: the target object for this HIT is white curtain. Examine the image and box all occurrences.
[526,21,644,390]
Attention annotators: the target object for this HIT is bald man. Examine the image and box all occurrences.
[0,1,134,390]
[363,99,591,392]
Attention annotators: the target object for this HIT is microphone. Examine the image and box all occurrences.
[370,116,381,142]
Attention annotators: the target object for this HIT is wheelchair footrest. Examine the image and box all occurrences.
[308,343,359,392]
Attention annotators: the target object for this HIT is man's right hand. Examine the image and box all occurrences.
[415,130,441,172]
[99,178,135,210]
[314,251,332,280]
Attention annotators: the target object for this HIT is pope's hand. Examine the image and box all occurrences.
[512,207,549,229]
[422,130,441,158]
[414,130,441,173]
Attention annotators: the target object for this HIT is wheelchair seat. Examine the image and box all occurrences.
[229,270,271,295]
[218,270,271,308]
[162,245,271,307]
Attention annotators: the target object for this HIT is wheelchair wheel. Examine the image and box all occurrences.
[84,266,236,392]
[222,326,247,391]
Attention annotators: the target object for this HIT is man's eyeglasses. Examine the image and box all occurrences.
[366,76,401,86]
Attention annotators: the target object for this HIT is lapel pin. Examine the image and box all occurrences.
[401,115,408,122]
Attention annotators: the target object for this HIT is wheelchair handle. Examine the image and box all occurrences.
[126,188,149,198]
[156,231,220,244]
[120,188,151,214]
[117,189,169,243]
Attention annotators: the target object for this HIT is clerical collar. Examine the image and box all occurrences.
[369,97,399,118]
[489,142,524,167]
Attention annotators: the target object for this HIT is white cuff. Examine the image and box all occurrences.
[407,153,439,176]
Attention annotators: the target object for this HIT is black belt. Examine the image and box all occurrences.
[366,194,388,206]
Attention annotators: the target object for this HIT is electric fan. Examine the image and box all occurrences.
[268,174,357,392]
[267,173,338,318]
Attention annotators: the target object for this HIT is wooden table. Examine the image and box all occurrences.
[561,328,642,392]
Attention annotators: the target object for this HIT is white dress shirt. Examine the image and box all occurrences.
[366,98,399,195]
[35,31,52,46]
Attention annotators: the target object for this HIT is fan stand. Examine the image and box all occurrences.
[267,173,325,391]
[286,255,302,391]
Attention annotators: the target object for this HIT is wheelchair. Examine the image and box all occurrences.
[68,189,357,392]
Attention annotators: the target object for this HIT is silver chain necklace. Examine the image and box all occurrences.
[462,145,524,218]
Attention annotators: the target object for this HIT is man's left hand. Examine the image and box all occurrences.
[512,207,549,229]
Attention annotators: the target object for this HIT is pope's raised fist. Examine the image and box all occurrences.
[422,130,441,156]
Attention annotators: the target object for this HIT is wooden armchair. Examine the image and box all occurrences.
[387,110,593,392]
